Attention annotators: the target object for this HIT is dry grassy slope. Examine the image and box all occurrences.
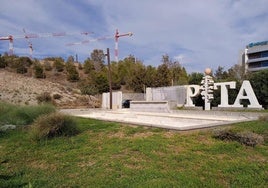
[0,69,100,108]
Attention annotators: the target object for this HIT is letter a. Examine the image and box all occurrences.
[233,80,262,109]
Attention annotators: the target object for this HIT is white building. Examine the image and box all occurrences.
[241,41,268,72]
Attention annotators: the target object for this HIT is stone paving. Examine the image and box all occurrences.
[60,109,264,130]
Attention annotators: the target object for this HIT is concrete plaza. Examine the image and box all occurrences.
[60,109,263,130]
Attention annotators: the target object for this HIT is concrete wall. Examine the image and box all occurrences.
[130,101,170,112]
[102,86,187,110]
[123,93,145,101]
[102,91,123,109]
[146,86,187,107]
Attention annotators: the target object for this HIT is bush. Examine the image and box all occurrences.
[78,63,83,70]
[30,113,80,141]
[0,102,56,125]
[236,131,264,147]
[36,92,52,104]
[44,61,53,71]
[212,128,237,141]
[53,93,62,100]
[0,56,7,68]
[34,64,46,78]
[259,114,268,122]
[53,59,65,72]
[0,102,15,125]
[16,65,27,74]
[66,62,80,82]
[212,128,264,147]
[9,57,32,74]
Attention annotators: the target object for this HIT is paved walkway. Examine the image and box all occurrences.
[60,109,264,130]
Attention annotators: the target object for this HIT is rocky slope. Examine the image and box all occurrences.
[0,70,100,108]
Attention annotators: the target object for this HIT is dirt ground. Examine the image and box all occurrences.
[0,69,99,108]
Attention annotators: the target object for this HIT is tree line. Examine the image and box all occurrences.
[0,49,267,109]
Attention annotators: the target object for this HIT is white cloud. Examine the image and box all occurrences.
[0,0,268,72]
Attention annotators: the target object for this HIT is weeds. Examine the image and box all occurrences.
[259,114,268,122]
[36,92,53,104]
[29,112,80,141]
[0,102,56,125]
[236,131,264,147]
[212,128,264,147]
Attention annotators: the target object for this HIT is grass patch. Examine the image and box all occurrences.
[0,102,56,125]
[0,116,267,187]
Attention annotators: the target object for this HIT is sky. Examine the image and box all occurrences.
[0,0,268,73]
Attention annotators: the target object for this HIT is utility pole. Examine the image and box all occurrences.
[106,48,112,109]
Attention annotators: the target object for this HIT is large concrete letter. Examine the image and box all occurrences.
[214,81,236,107]
[233,80,262,109]
[185,85,200,107]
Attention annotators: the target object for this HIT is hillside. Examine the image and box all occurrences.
[0,69,100,108]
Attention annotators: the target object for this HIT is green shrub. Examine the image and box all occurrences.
[0,102,14,113]
[34,64,46,78]
[9,57,32,74]
[53,59,65,72]
[66,62,80,82]
[16,65,27,74]
[0,102,56,125]
[30,113,79,141]
[0,56,7,68]
[212,128,264,147]
[0,102,14,124]
[67,69,80,82]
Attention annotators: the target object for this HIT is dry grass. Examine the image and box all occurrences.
[0,69,98,107]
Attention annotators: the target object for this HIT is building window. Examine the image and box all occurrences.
[261,51,268,58]
[249,61,268,68]
[248,52,261,59]
[248,62,261,68]
[261,61,268,67]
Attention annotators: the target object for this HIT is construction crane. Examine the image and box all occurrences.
[0,35,15,55]
[66,36,112,46]
[0,30,93,56]
[23,28,33,59]
[114,29,133,62]
[66,29,133,62]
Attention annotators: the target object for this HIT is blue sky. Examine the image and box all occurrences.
[1,0,268,73]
